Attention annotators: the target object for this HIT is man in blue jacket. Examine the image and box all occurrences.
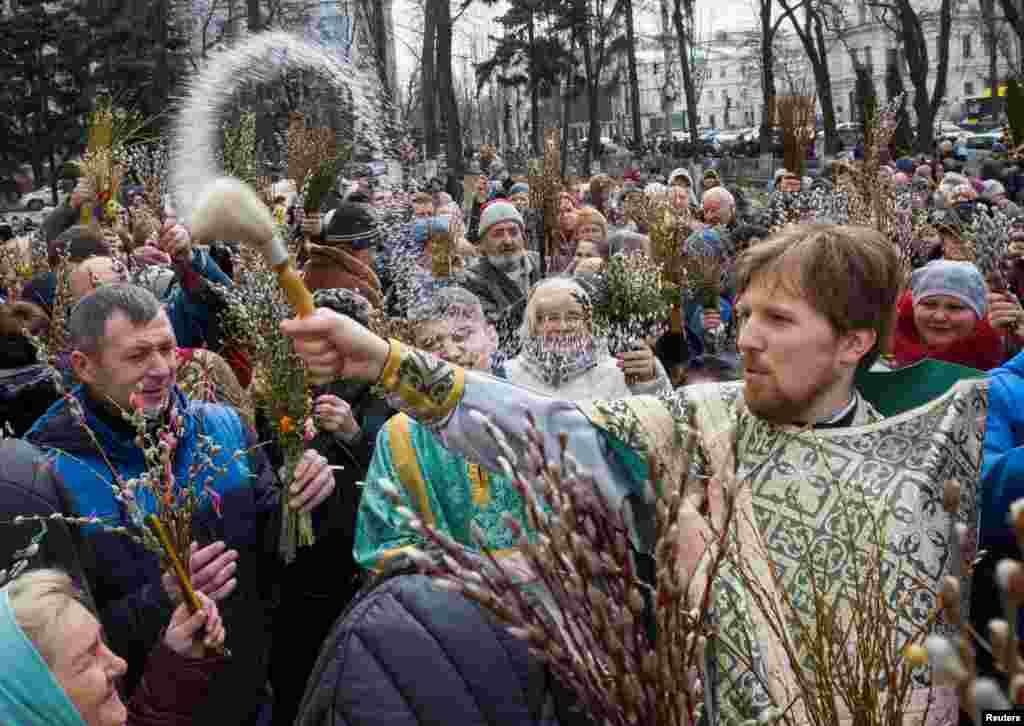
[974,344,1024,687]
[26,283,336,725]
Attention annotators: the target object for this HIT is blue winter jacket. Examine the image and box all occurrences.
[163,247,233,349]
[684,295,734,360]
[26,385,281,725]
[981,350,1024,548]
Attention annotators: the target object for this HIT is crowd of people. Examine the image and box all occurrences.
[0,136,1023,725]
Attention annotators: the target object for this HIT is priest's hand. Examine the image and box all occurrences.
[281,308,391,385]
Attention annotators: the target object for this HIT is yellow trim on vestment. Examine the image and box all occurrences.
[467,463,491,507]
[380,339,466,422]
[387,414,436,526]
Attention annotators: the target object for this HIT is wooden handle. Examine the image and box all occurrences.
[275,262,315,318]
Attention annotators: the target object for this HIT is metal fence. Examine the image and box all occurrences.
[506,152,792,189]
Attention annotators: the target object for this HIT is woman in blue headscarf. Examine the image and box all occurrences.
[1,568,227,725]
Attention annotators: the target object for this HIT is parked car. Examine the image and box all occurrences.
[714,128,745,148]
[935,121,968,143]
[19,188,64,212]
[967,128,1005,150]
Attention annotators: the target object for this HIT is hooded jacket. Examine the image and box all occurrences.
[296,571,586,726]
[26,386,281,726]
[0,363,59,438]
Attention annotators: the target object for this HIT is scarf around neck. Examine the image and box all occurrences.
[0,590,86,725]
[518,334,599,388]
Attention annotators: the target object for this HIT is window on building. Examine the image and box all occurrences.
[964,81,975,96]
[864,46,874,75]
[963,34,972,58]
[653,62,659,76]
[710,114,716,127]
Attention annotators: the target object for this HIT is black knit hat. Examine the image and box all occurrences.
[312,288,372,327]
[322,201,379,246]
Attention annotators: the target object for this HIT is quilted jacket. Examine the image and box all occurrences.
[296,571,595,726]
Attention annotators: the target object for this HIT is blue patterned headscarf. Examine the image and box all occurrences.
[0,588,86,725]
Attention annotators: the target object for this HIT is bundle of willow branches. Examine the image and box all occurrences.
[381,411,722,726]
[773,94,816,178]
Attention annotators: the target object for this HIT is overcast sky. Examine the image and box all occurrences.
[391,0,758,85]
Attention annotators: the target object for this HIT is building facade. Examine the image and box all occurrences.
[611,0,1019,137]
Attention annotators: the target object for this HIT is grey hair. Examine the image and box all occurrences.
[407,286,486,324]
[520,276,589,340]
[69,283,164,355]
[5,568,88,668]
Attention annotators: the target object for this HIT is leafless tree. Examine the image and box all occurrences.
[776,0,843,154]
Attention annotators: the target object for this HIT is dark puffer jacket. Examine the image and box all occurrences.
[0,439,92,604]
[296,572,592,726]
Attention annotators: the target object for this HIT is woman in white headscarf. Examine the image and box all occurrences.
[502,277,670,400]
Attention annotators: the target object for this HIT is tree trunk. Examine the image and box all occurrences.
[561,35,576,179]
[998,0,1024,76]
[528,9,541,155]
[672,0,701,144]
[623,0,643,146]
[587,83,601,174]
[759,0,777,153]
[246,0,260,32]
[901,0,952,153]
[150,0,170,122]
[981,0,999,93]
[422,0,440,157]
[436,0,463,173]
[779,0,839,155]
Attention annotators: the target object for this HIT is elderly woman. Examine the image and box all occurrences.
[701,186,736,227]
[574,206,608,245]
[502,277,670,400]
[1,568,226,725]
[891,260,1021,371]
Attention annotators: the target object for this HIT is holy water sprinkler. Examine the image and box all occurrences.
[189,177,315,317]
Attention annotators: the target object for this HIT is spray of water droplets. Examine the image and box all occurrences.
[169,30,387,225]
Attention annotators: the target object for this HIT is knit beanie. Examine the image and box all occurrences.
[703,186,735,209]
[911,260,987,320]
[895,158,915,174]
[982,179,1006,201]
[322,201,379,250]
[509,182,530,196]
[668,167,693,188]
[684,227,726,257]
[312,287,372,328]
[414,216,452,245]
[915,164,934,180]
[574,206,608,238]
[478,200,524,240]
[894,172,910,187]
[607,230,650,257]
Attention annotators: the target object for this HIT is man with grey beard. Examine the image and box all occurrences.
[459,200,541,358]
